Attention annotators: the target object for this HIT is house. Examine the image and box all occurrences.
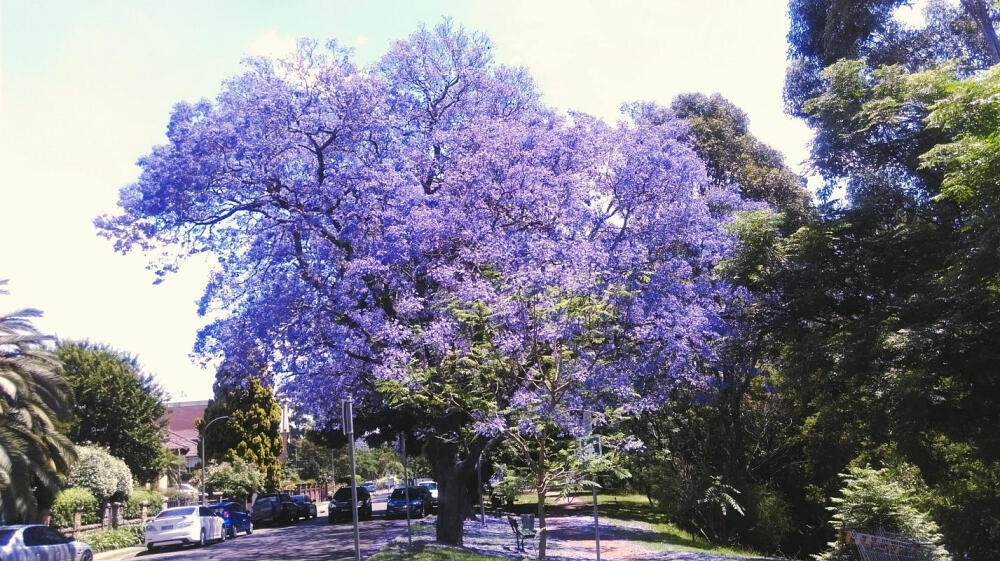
[163,400,208,470]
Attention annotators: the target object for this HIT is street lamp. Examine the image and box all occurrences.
[201,415,230,505]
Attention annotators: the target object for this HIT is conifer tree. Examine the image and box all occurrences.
[198,372,282,491]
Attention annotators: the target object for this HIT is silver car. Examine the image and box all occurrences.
[0,524,93,561]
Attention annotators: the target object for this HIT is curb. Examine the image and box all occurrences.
[94,546,145,560]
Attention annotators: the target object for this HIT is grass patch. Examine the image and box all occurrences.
[371,542,509,561]
[512,492,765,559]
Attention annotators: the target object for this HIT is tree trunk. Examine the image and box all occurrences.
[963,0,1000,64]
[536,433,548,561]
[537,488,548,561]
[427,437,475,546]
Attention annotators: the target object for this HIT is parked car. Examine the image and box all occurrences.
[209,500,253,538]
[361,480,376,493]
[290,494,317,519]
[327,486,372,523]
[385,486,431,519]
[252,492,299,526]
[418,481,439,512]
[0,525,93,561]
[145,506,226,551]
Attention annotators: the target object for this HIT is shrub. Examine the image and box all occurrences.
[78,527,144,553]
[815,464,951,561]
[66,445,133,502]
[205,457,263,501]
[51,487,99,528]
[125,488,164,519]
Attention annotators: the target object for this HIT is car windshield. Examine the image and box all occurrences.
[157,507,196,518]
[0,529,15,546]
[291,495,306,502]
[390,487,424,499]
[420,483,437,490]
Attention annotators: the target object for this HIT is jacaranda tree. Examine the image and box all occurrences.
[98,21,744,544]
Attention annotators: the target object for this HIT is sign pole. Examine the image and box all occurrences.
[583,412,601,561]
[343,398,361,561]
[477,450,485,525]
[400,433,412,547]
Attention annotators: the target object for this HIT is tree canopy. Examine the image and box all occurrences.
[57,341,169,482]
[99,20,745,544]
[198,371,282,491]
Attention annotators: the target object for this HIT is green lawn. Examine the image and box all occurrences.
[370,543,509,561]
[511,492,766,559]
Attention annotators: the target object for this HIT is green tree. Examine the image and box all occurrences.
[56,341,168,482]
[668,93,816,230]
[816,465,950,561]
[198,373,282,491]
[0,280,75,522]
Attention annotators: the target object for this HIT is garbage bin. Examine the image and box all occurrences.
[519,513,535,532]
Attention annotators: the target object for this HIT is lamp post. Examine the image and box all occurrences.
[200,415,230,506]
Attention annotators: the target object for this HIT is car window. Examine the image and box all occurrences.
[23,526,48,546]
[157,507,196,518]
[199,506,215,516]
[43,527,70,544]
[0,529,15,546]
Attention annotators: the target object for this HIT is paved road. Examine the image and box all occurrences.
[105,494,414,561]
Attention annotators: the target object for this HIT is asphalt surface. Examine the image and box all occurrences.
[103,494,416,561]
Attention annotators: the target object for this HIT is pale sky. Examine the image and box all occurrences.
[0,0,815,401]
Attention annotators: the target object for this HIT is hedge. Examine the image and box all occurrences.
[125,489,164,519]
[51,487,100,528]
[77,526,144,553]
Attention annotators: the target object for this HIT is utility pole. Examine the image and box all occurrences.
[343,398,361,561]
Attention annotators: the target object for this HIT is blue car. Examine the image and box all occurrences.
[385,486,431,519]
[209,501,253,538]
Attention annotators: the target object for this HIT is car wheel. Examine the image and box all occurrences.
[219,526,226,542]
[228,526,236,539]
[81,551,94,561]
[199,528,207,547]
[147,544,156,552]
[247,522,253,535]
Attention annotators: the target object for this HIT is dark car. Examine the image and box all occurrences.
[209,500,253,538]
[327,486,372,523]
[385,486,431,519]
[290,494,317,519]
[252,492,299,525]
[0,525,93,561]
[418,481,438,513]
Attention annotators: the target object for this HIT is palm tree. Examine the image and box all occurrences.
[0,280,75,522]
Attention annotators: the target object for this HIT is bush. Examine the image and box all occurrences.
[815,464,951,561]
[125,488,164,519]
[66,446,133,502]
[205,457,263,501]
[77,527,144,553]
[51,487,100,528]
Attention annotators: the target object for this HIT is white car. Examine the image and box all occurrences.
[0,525,93,561]
[145,506,226,551]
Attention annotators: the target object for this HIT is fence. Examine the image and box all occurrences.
[63,501,165,538]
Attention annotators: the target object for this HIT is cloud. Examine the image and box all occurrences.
[248,29,296,58]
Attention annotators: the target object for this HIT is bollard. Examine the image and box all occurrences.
[141,501,149,525]
[102,503,112,529]
[73,508,82,536]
